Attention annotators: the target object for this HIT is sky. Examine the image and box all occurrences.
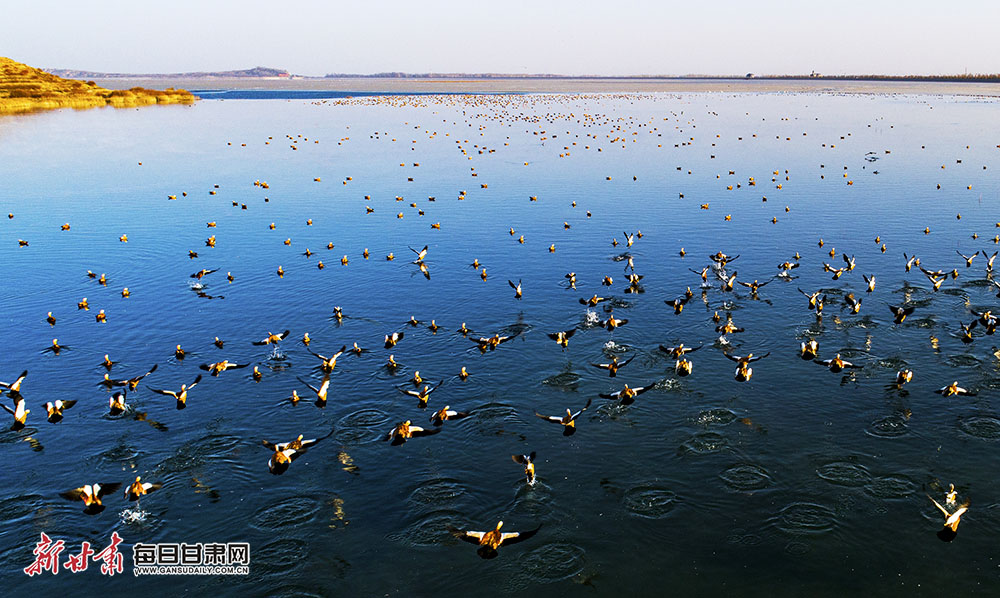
[3,0,999,76]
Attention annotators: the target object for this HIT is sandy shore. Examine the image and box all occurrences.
[90,77,1000,96]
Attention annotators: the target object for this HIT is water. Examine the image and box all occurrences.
[1,91,999,595]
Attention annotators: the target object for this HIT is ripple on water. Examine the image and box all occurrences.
[388,509,466,547]
[865,414,910,438]
[622,484,678,519]
[816,460,872,487]
[250,496,323,530]
[784,541,811,556]
[516,543,587,583]
[696,408,738,426]
[776,502,837,535]
[864,474,917,499]
[725,529,764,546]
[154,434,244,474]
[946,354,981,368]
[541,371,580,391]
[86,440,144,468]
[335,408,389,445]
[679,431,729,455]
[251,538,309,576]
[719,463,773,491]
[0,493,44,523]
[958,415,1000,440]
[407,478,468,511]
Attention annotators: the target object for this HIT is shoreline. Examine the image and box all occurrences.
[89,77,1000,96]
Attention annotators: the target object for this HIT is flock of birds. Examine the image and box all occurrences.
[2,92,996,565]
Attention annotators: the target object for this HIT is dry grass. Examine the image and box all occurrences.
[0,56,197,114]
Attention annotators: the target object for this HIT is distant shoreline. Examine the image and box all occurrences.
[88,77,1000,96]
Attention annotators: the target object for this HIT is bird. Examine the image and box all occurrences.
[665,296,690,314]
[262,433,327,474]
[547,329,576,348]
[815,354,862,373]
[471,333,514,352]
[935,381,976,397]
[124,476,163,501]
[384,420,441,445]
[429,405,472,426]
[399,381,443,407]
[1,397,29,430]
[108,391,128,416]
[800,339,819,360]
[844,293,862,314]
[252,330,290,345]
[44,399,77,423]
[724,352,770,381]
[512,452,536,485]
[508,279,522,299]
[446,521,541,559]
[957,250,979,267]
[147,374,203,410]
[59,482,123,515]
[99,364,158,391]
[535,399,592,435]
[598,314,628,331]
[384,331,404,349]
[737,279,772,295]
[0,369,28,398]
[308,345,348,372]
[199,360,250,376]
[958,320,978,343]
[927,493,970,542]
[599,382,655,405]
[409,245,429,262]
[888,305,915,324]
[798,288,822,310]
[190,268,219,280]
[590,355,635,377]
[46,312,56,326]
[298,373,332,406]
[579,294,609,307]
[100,354,116,370]
[863,274,876,293]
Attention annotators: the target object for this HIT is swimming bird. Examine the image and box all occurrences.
[59,482,122,515]
[1,397,29,430]
[77,297,89,310]
[384,331,404,348]
[958,320,978,343]
[299,373,331,406]
[599,382,655,405]
[895,370,913,385]
[43,399,77,423]
[409,244,429,262]
[935,381,976,397]
[535,398,592,435]
[124,476,163,501]
[590,355,635,377]
[737,278,772,295]
[927,493,970,542]
[262,433,327,475]
[675,358,693,376]
[579,294,609,307]
[666,295,690,314]
[384,420,441,445]
[715,315,745,335]
[199,360,250,376]
[446,521,542,559]
[252,330,290,345]
[547,329,576,348]
[815,354,862,373]
[471,333,514,352]
[308,345,348,372]
[98,364,158,391]
[889,305,915,324]
[148,374,203,410]
[99,354,116,370]
[190,268,219,280]
[512,452,536,484]
[399,381,443,407]
[659,344,701,359]
[598,314,628,331]
[46,312,56,326]
[108,391,127,416]
[863,274,876,293]
[429,405,472,426]
[800,339,819,360]
[724,352,770,381]
[508,279,522,299]
[844,293,862,314]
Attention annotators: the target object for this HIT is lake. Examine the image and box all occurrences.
[2,90,999,595]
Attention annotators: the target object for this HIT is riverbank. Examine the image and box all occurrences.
[0,57,196,115]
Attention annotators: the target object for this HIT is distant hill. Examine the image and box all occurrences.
[46,66,291,79]
[0,56,196,114]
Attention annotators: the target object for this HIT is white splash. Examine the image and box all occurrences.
[584,310,600,326]
[120,506,149,524]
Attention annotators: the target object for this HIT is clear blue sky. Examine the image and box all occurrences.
[3,0,998,75]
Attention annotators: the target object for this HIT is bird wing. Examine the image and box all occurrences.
[747,352,771,363]
[723,353,742,363]
[95,482,123,497]
[188,374,203,389]
[447,526,485,545]
[927,495,950,517]
[147,387,177,398]
[535,412,563,424]
[499,525,542,546]
[409,426,441,438]
[570,398,593,419]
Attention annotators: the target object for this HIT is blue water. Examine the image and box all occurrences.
[1,91,999,595]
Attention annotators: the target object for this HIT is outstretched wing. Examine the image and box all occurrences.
[499,524,542,546]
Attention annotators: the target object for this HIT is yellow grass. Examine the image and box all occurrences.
[0,56,197,115]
